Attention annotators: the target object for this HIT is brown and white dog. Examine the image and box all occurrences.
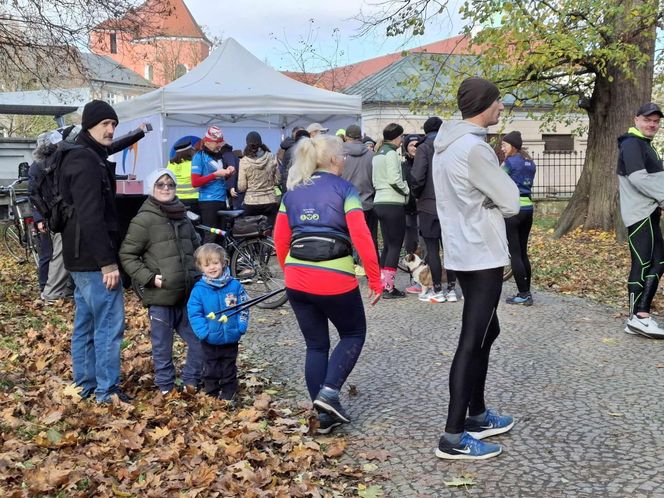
[402,253,436,295]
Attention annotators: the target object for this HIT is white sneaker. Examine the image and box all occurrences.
[418,290,434,302]
[626,315,664,339]
[445,289,458,302]
[428,290,447,303]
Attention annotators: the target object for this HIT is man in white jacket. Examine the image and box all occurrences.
[432,77,520,460]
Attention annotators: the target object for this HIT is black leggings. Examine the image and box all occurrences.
[374,204,406,269]
[287,287,367,400]
[199,200,226,243]
[422,237,456,291]
[446,267,503,434]
[627,208,664,315]
[405,213,419,254]
[505,209,533,293]
[243,202,279,228]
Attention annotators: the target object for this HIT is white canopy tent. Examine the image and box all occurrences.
[111,37,362,188]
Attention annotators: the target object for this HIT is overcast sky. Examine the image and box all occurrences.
[186,0,465,71]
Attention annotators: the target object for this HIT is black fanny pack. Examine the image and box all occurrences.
[290,233,352,262]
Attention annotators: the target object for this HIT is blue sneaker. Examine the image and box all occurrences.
[505,293,533,306]
[464,409,515,439]
[317,413,342,434]
[313,388,351,423]
[435,432,502,460]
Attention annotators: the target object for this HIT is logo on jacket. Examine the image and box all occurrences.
[225,293,237,308]
[299,208,320,221]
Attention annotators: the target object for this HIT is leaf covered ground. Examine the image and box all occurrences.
[0,253,383,497]
[0,223,649,496]
[529,225,662,313]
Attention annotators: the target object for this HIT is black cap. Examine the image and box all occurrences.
[346,124,362,139]
[502,131,523,150]
[81,99,119,130]
[246,131,262,146]
[636,102,663,117]
[423,116,442,134]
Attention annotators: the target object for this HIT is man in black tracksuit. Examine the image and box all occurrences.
[410,116,458,302]
[617,102,664,339]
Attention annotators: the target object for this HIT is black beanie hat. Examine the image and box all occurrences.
[502,131,523,150]
[457,77,500,119]
[383,123,404,141]
[246,131,262,146]
[81,99,119,130]
[423,116,442,134]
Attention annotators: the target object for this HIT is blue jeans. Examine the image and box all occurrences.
[70,271,125,402]
[148,304,203,391]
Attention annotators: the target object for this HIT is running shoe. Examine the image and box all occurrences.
[418,290,434,302]
[505,293,533,306]
[626,315,664,339]
[317,413,343,434]
[405,282,422,294]
[445,288,458,302]
[382,288,406,299]
[313,389,351,423]
[428,290,448,303]
[464,409,515,439]
[435,432,502,460]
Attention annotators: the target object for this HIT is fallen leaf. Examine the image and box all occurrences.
[444,476,475,487]
[359,449,391,462]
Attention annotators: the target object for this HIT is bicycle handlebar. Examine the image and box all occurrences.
[194,224,227,237]
[0,177,28,193]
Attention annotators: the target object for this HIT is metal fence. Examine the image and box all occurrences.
[530,151,585,199]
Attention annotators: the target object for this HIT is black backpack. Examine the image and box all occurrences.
[30,142,83,233]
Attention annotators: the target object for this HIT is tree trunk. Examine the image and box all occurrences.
[555,14,656,237]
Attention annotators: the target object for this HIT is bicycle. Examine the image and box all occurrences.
[192,210,287,309]
[0,177,40,267]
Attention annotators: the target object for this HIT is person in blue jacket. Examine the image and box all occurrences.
[187,243,249,400]
[501,131,536,305]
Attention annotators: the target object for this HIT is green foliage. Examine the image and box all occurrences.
[388,0,662,132]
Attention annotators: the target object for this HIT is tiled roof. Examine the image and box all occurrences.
[96,0,208,41]
[285,35,473,91]
[79,52,155,88]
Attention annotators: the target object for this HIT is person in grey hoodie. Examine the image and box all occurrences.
[342,124,378,256]
[432,77,520,461]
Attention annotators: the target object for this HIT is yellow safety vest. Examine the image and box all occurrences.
[168,160,198,200]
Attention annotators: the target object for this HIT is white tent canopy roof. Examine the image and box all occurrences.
[113,37,361,120]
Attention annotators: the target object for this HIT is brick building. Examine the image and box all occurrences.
[89,0,210,87]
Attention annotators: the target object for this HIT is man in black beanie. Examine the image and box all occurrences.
[59,99,132,404]
[431,78,520,460]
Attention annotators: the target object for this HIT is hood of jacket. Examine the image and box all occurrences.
[434,121,487,154]
[343,141,370,157]
[243,151,273,169]
[280,136,296,150]
[618,127,651,145]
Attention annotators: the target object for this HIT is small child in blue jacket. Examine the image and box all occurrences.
[187,243,249,400]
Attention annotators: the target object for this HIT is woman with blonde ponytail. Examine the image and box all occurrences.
[274,134,382,435]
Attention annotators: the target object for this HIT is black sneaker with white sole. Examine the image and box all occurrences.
[317,413,342,434]
[313,390,351,423]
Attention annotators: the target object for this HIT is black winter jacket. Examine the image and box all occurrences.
[410,131,438,215]
[119,197,200,306]
[60,131,120,271]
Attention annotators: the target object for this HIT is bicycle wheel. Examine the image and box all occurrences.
[503,264,513,282]
[28,226,40,268]
[230,237,287,309]
[2,222,27,262]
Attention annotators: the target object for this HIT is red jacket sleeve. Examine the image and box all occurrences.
[346,209,382,294]
[274,212,291,268]
[191,172,217,188]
